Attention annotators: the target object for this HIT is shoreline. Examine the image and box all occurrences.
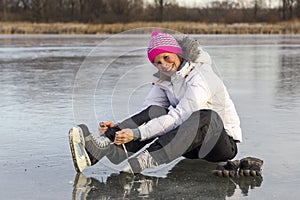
[1,21,300,34]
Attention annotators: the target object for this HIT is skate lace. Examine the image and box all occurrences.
[91,135,111,148]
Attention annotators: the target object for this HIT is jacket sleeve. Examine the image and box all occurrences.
[141,84,170,110]
[138,72,211,141]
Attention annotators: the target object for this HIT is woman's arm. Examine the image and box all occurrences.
[138,73,211,140]
[141,84,170,110]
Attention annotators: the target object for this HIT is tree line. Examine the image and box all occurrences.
[1,0,300,23]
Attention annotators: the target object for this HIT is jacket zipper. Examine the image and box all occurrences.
[170,80,177,101]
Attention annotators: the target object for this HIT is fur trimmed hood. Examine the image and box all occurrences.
[175,36,212,65]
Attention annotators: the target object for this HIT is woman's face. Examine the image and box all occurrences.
[153,52,181,77]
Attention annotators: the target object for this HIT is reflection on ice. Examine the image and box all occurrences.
[275,46,300,108]
[72,159,263,199]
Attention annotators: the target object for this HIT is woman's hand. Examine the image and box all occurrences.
[114,129,134,145]
[99,121,115,135]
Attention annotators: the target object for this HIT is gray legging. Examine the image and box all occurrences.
[104,105,237,165]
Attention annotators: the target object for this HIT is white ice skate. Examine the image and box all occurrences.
[69,127,91,172]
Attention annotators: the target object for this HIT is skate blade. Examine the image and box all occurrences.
[69,127,91,172]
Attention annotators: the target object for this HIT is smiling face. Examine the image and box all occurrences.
[153,52,182,77]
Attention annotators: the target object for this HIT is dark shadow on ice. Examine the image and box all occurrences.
[72,159,263,199]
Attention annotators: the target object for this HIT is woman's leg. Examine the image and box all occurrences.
[183,130,237,162]
[144,109,236,165]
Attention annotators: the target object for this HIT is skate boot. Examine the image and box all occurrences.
[212,160,240,177]
[69,124,112,172]
[123,150,159,174]
[238,157,263,176]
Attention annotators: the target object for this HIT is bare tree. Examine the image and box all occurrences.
[296,0,300,18]
[1,0,7,21]
[156,0,163,22]
[288,0,297,18]
[254,0,258,20]
[281,0,297,20]
[106,0,134,22]
[128,0,144,21]
[31,0,47,22]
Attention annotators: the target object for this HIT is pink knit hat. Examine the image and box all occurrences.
[148,30,183,63]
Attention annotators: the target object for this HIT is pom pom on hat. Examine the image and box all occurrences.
[151,30,163,37]
[148,30,183,63]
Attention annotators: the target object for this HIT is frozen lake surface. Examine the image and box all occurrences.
[1,33,300,199]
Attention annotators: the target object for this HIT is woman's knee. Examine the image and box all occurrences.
[197,109,222,124]
[146,105,169,119]
[203,133,238,162]
[187,110,223,130]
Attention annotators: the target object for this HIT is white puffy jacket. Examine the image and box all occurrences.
[138,37,242,142]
